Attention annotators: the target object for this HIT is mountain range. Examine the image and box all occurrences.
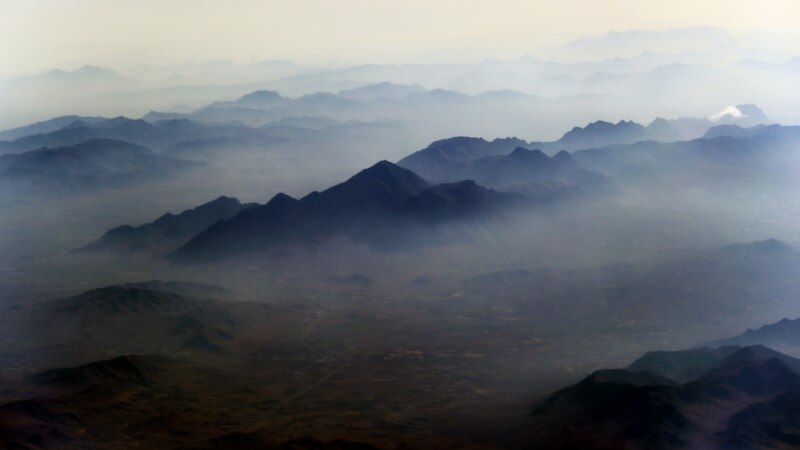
[530,340,800,449]
[0,116,256,154]
[37,118,796,264]
[169,161,523,263]
[0,138,201,198]
[704,315,800,350]
[75,196,257,253]
[399,142,606,195]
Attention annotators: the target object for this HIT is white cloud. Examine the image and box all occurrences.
[709,105,743,122]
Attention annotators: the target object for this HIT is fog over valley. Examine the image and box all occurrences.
[2,2,800,448]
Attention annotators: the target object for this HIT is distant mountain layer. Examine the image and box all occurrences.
[571,125,800,186]
[0,138,201,198]
[170,161,523,263]
[399,122,797,198]
[397,113,774,183]
[0,116,258,154]
[75,196,257,253]
[337,82,426,101]
[0,88,771,162]
[0,115,107,141]
[169,122,800,263]
[399,142,606,195]
[397,137,534,181]
[704,314,800,350]
[537,119,649,151]
[531,345,800,449]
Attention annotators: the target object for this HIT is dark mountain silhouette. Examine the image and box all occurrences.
[530,345,800,449]
[169,193,312,263]
[627,347,741,383]
[303,160,430,216]
[0,354,186,450]
[538,119,650,151]
[75,195,257,253]
[718,390,800,448]
[529,112,773,154]
[170,161,521,263]
[0,138,201,197]
[397,136,530,181]
[703,315,800,349]
[400,145,607,195]
[169,161,428,263]
[397,117,774,190]
[690,346,800,397]
[531,369,687,449]
[396,179,523,221]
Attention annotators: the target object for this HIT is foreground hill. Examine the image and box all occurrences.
[530,345,800,449]
[169,161,524,263]
[0,353,382,450]
[0,283,304,365]
[74,195,257,253]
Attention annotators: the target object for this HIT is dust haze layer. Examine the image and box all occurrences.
[2,14,800,449]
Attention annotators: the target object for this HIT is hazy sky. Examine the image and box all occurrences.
[2,0,800,78]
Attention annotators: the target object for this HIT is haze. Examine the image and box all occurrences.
[3,0,800,77]
[2,1,800,448]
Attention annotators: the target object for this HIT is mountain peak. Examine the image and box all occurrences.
[709,104,769,125]
[265,192,299,208]
[72,65,118,78]
[207,195,241,206]
[552,150,574,163]
[350,160,426,185]
[706,345,800,377]
[557,119,648,150]
[238,90,284,102]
